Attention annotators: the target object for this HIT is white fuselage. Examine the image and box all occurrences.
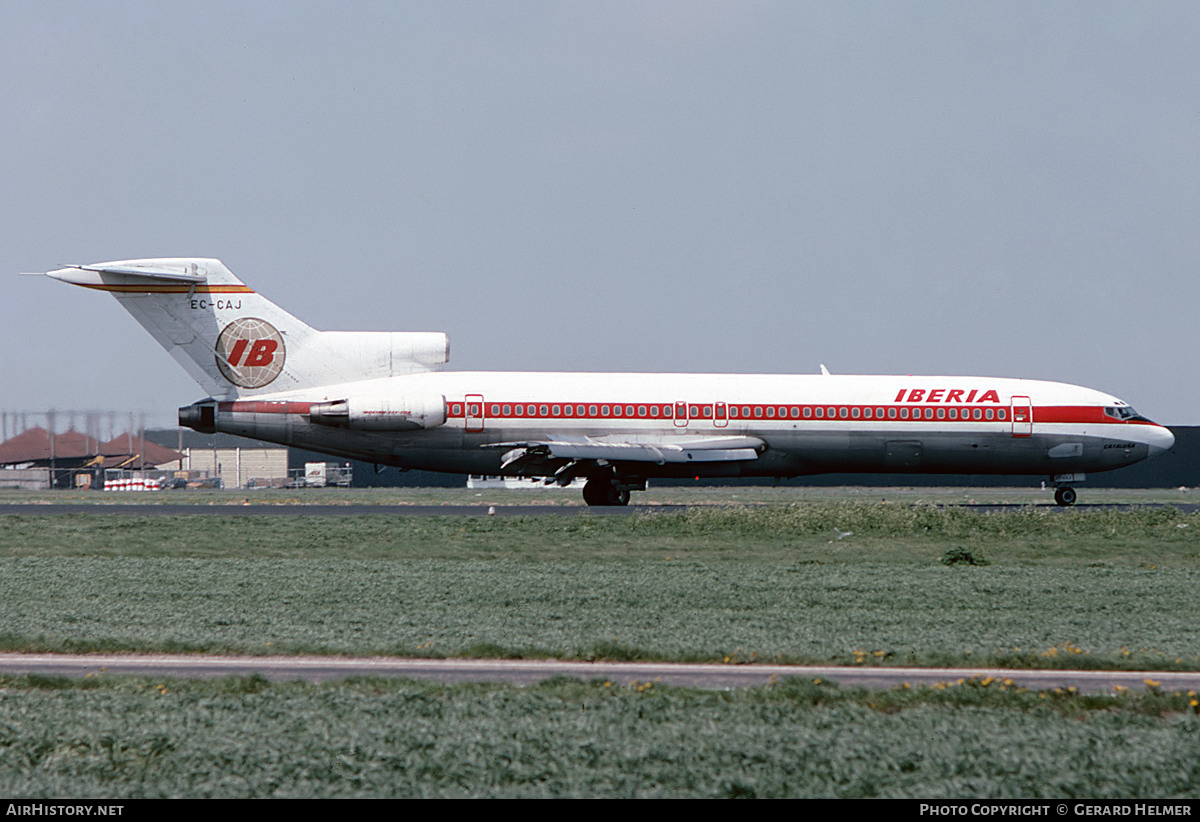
[202,370,1175,480]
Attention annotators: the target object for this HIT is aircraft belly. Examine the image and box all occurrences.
[760,430,1150,476]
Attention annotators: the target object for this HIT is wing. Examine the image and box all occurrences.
[487,434,764,483]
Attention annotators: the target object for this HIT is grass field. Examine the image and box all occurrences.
[2,488,1199,797]
[2,674,1200,798]
[1,496,1197,667]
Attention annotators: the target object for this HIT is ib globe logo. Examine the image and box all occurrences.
[214,317,285,388]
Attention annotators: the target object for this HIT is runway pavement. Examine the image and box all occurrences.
[1,652,1197,693]
[0,503,680,516]
[1,502,1195,516]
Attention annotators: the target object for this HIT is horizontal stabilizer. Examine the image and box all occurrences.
[48,262,207,285]
[72,263,206,282]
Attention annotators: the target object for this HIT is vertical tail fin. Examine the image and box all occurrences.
[46,258,448,398]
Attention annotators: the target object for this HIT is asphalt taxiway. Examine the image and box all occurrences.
[0,653,1197,693]
[0,503,680,516]
[1,502,1196,516]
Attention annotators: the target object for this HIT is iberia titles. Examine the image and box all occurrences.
[894,388,1001,403]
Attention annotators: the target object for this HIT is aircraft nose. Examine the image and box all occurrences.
[1147,425,1175,458]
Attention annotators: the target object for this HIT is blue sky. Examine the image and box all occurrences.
[4,1,1198,427]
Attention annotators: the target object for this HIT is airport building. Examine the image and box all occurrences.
[143,430,289,489]
[0,427,183,489]
[0,421,290,491]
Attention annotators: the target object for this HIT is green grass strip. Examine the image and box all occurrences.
[0,506,1196,668]
[1,674,1198,798]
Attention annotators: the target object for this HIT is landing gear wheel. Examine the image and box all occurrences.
[1054,486,1077,507]
[583,477,630,507]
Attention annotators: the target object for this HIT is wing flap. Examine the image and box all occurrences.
[491,434,763,468]
[543,441,759,464]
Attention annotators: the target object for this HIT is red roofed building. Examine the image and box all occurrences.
[97,434,185,470]
[0,427,103,466]
[0,428,182,488]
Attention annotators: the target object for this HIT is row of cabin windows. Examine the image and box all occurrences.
[732,406,1006,421]
[452,403,1009,422]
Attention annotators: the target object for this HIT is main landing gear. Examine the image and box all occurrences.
[581,475,641,507]
[582,476,629,506]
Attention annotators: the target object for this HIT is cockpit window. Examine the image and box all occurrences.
[1105,406,1153,423]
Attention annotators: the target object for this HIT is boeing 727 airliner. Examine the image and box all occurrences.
[45,258,1174,506]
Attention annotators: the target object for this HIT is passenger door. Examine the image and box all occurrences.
[1010,396,1032,438]
[465,394,485,433]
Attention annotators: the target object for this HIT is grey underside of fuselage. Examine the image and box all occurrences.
[210,413,1149,479]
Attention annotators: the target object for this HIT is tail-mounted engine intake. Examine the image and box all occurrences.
[309,393,447,431]
[178,401,216,433]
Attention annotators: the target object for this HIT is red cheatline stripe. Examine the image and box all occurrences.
[80,284,255,293]
[444,402,1152,426]
[218,401,313,414]
[1033,406,1162,425]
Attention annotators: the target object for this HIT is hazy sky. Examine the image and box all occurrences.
[4,1,1198,428]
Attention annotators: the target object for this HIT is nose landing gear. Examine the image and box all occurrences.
[1051,473,1084,507]
[1054,486,1078,507]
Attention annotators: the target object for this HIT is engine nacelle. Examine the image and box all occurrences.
[178,401,216,433]
[309,393,447,431]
